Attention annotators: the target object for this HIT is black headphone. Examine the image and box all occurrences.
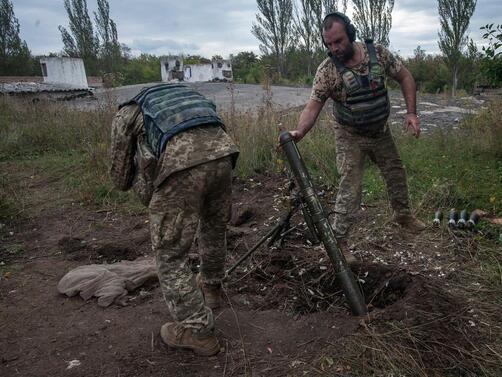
[322,12,357,45]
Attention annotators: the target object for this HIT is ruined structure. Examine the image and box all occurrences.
[39,57,88,88]
[0,57,92,101]
[160,57,232,83]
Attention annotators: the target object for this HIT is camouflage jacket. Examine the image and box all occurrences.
[109,104,239,206]
[310,42,404,104]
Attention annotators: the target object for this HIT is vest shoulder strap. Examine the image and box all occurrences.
[365,39,378,64]
[365,39,383,76]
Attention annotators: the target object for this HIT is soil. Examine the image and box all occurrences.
[0,164,500,376]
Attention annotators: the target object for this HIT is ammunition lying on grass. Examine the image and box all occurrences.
[433,210,443,226]
[279,131,367,316]
[448,209,458,228]
[467,211,480,229]
[457,209,469,229]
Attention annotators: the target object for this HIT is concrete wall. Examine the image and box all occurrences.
[212,60,233,81]
[160,57,184,82]
[184,64,214,83]
[160,57,233,83]
[40,57,88,88]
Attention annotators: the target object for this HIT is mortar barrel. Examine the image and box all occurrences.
[279,131,367,316]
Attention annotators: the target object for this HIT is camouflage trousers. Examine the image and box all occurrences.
[149,156,232,334]
[333,125,411,239]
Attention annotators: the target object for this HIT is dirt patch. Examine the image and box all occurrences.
[59,236,147,263]
[1,170,500,376]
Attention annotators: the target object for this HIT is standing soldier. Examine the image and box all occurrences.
[110,83,239,356]
[288,12,425,263]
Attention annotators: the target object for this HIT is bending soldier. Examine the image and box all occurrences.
[288,12,425,263]
[110,84,239,356]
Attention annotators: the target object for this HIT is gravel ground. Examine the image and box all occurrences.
[73,81,489,133]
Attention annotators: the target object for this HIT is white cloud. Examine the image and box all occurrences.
[12,0,502,59]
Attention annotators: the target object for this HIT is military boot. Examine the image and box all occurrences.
[196,274,222,309]
[160,322,220,356]
[337,238,357,266]
[393,214,426,233]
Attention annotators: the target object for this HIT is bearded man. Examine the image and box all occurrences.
[289,12,425,263]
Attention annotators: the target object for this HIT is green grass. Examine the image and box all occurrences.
[1,95,501,376]
[1,96,502,219]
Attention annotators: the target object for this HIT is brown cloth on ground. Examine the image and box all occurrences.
[57,258,157,307]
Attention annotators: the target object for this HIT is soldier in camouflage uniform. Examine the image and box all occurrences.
[289,13,425,263]
[110,84,239,356]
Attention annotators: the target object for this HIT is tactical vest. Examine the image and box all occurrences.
[122,83,225,157]
[330,40,390,133]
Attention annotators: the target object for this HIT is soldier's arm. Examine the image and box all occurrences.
[394,66,420,138]
[291,100,324,142]
[290,59,333,142]
[379,45,420,138]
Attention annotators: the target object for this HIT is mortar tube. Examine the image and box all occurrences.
[467,211,480,229]
[433,210,443,227]
[458,209,469,228]
[279,131,367,316]
[448,209,458,228]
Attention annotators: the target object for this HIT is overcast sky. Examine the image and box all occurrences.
[14,0,502,59]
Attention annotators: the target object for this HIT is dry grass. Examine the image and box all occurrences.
[1,94,502,376]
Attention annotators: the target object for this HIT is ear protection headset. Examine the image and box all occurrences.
[322,12,357,46]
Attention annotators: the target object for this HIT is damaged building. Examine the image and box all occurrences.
[160,57,232,83]
[39,57,89,88]
[1,57,92,101]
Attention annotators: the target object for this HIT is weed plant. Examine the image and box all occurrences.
[0,96,501,218]
[1,94,501,376]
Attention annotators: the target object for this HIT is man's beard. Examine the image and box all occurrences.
[338,44,355,62]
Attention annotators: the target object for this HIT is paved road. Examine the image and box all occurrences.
[74,81,487,134]
[86,82,312,113]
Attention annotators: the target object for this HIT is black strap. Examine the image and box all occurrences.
[364,39,382,90]
[365,39,379,68]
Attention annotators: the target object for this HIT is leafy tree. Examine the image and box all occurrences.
[58,0,99,74]
[0,0,32,75]
[458,38,481,91]
[231,51,262,83]
[251,0,294,77]
[94,0,121,73]
[438,0,477,97]
[406,46,428,91]
[119,54,160,85]
[479,23,502,86]
[184,55,211,64]
[292,0,343,75]
[352,0,394,46]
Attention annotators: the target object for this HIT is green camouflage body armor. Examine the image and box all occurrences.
[330,40,390,133]
[121,83,225,157]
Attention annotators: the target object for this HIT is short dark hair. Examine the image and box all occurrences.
[322,14,348,32]
[322,12,356,43]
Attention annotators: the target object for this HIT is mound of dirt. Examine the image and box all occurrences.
[59,236,146,263]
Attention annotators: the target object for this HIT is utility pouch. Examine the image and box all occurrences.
[341,70,361,94]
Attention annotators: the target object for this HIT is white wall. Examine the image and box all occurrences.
[212,60,233,81]
[40,57,88,88]
[160,58,183,82]
[184,64,213,83]
[159,58,233,83]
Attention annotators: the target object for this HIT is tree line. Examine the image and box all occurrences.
[1,0,500,94]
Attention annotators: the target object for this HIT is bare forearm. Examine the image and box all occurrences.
[297,110,317,136]
[294,100,324,140]
[399,71,417,114]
